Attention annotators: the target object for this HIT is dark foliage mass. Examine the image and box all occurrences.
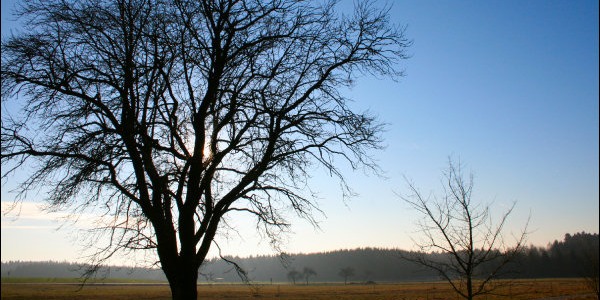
[512,232,599,279]
[0,260,167,281]
[2,232,598,283]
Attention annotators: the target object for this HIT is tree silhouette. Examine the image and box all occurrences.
[302,267,317,285]
[0,0,409,298]
[338,267,355,284]
[399,158,528,300]
[287,269,301,285]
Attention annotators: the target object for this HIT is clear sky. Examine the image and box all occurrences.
[1,1,599,266]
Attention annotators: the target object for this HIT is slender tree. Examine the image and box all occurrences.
[399,159,528,300]
[1,0,409,298]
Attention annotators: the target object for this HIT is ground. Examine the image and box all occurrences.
[1,278,597,300]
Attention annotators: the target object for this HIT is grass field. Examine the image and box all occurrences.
[1,278,597,299]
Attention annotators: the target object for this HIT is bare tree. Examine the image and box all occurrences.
[0,0,409,298]
[399,159,528,300]
[287,269,301,285]
[302,266,317,285]
[338,267,355,285]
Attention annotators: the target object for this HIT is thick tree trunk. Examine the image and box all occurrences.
[467,276,473,300]
[167,265,199,300]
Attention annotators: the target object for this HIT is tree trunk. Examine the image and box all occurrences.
[466,276,473,300]
[165,263,199,300]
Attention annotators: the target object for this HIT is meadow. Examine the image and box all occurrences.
[1,278,597,300]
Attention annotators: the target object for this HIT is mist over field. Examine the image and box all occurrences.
[2,232,597,283]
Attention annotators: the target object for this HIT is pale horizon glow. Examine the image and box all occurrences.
[1,0,599,266]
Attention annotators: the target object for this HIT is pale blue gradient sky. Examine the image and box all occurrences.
[2,1,598,265]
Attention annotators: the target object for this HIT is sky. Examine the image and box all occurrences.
[1,1,598,266]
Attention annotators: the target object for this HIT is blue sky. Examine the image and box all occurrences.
[1,1,598,265]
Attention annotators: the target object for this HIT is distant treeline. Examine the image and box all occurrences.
[0,260,167,281]
[2,232,597,283]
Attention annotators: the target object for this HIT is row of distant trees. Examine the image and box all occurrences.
[5,233,596,284]
[286,266,355,285]
[286,267,316,285]
[513,232,599,279]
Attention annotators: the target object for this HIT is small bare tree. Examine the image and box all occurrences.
[302,267,317,285]
[338,267,355,285]
[399,159,528,300]
[287,269,301,285]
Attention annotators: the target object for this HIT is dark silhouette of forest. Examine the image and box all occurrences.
[2,232,597,283]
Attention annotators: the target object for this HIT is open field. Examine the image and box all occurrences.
[1,278,597,299]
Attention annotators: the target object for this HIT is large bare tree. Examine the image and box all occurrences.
[1,0,409,298]
[399,159,528,300]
